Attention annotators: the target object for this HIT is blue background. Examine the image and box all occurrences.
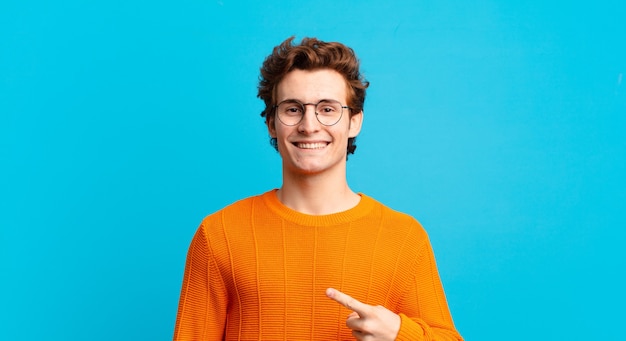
[2,1,625,340]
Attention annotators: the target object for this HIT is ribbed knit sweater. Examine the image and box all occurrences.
[174,190,462,340]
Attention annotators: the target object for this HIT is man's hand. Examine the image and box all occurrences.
[326,288,401,341]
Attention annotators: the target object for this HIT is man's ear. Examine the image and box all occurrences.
[348,111,363,138]
[267,116,277,138]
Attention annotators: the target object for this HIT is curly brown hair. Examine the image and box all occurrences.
[258,37,369,156]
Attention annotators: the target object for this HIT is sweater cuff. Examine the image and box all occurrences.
[395,313,425,341]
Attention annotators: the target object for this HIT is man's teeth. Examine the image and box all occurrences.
[296,142,327,149]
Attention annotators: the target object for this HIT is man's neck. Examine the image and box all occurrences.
[277,171,360,215]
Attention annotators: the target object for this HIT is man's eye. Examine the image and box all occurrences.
[318,105,337,113]
[285,107,301,113]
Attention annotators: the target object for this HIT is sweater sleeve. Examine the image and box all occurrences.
[173,225,228,341]
[394,237,463,341]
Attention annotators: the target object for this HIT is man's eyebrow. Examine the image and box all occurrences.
[278,98,339,103]
[278,98,302,103]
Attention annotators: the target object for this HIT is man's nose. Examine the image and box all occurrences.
[298,104,321,132]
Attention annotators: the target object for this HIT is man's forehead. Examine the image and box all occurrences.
[276,69,349,102]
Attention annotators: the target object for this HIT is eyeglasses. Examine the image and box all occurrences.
[273,99,352,126]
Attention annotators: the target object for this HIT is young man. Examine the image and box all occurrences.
[173,37,463,341]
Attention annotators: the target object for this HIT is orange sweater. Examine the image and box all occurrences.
[174,190,462,340]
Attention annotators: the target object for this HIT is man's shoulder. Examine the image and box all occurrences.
[362,194,427,233]
[363,195,418,220]
[202,190,272,222]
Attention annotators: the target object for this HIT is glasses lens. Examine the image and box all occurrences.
[277,101,304,126]
[315,100,343,126]
[276,100,345,126]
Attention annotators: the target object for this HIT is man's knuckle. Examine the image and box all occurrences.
[361,320,375,332]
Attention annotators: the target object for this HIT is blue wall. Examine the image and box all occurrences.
[2,1,624,339]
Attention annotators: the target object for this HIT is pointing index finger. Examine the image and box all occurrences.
[326,288,369,316]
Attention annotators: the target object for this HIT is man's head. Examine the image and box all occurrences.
[258,37,369,156]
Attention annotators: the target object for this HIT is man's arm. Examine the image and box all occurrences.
[326,287,463,341]
[173,225,228,341]
[326,235,463,341]
[395,237,462,340]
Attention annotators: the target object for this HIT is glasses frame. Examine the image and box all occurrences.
[273,99,352,126]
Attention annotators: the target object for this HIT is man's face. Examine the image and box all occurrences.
[268,68,363,177]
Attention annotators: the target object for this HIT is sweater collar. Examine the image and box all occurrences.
[261,189,377,226]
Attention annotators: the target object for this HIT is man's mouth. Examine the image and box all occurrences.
[294,142,329,149]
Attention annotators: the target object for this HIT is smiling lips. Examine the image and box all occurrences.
[294,142,329,149]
